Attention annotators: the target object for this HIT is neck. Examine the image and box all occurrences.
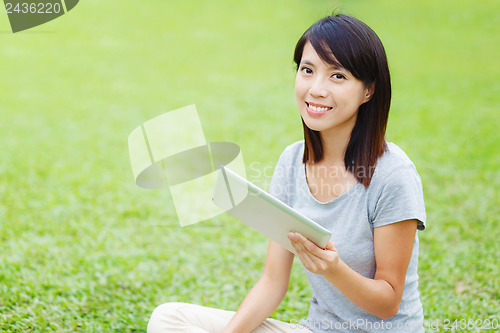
[318,126,352,166]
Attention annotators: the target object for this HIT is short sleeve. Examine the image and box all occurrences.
[371,165,426,230]
[268,148,292,206]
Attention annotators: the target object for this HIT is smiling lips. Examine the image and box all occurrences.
[305,102,333,116]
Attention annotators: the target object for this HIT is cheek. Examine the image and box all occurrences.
[295,78,306,100]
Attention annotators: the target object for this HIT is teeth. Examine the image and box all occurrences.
[308,103,331,112]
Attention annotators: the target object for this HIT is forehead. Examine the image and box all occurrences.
[301,41,343,69]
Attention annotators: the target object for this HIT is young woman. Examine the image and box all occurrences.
[148,14,426,333]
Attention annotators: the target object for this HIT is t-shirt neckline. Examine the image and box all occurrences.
[301,163,362,205]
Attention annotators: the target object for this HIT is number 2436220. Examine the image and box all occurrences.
[5,2,62,14]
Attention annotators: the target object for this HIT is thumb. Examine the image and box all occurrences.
[325,240,336,251]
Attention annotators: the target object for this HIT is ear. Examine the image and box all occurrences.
[363,82,375,103]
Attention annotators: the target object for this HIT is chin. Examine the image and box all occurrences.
[301,116,326,132]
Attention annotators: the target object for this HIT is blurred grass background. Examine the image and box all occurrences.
[0,0,498,331]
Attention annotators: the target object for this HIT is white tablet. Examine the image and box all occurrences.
[212,165,332,254]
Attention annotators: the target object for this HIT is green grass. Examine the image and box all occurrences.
[0,0,499,331]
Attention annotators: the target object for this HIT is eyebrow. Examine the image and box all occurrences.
[300,59,344,71]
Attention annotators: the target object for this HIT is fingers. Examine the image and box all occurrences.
[288,232,328,271]
[288,233,340,275]
[288,232,327,259]
[289,234,317,269]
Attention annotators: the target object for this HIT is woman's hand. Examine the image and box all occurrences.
[287,232,340,276]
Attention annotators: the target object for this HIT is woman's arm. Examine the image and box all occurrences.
[222,239,294,333]
[288,219,418,320]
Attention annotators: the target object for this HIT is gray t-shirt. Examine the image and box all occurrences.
[269,141,426,333]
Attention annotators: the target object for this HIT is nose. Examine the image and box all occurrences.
[308,77,328,98]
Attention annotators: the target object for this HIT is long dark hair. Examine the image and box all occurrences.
[294,14,391,187]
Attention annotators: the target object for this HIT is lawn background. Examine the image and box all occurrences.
[0,0,498,331]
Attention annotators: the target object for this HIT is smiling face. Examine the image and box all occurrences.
[295,41,373,138]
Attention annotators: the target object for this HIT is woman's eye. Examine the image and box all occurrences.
[332,73,346,80]
[301,67,313,74]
